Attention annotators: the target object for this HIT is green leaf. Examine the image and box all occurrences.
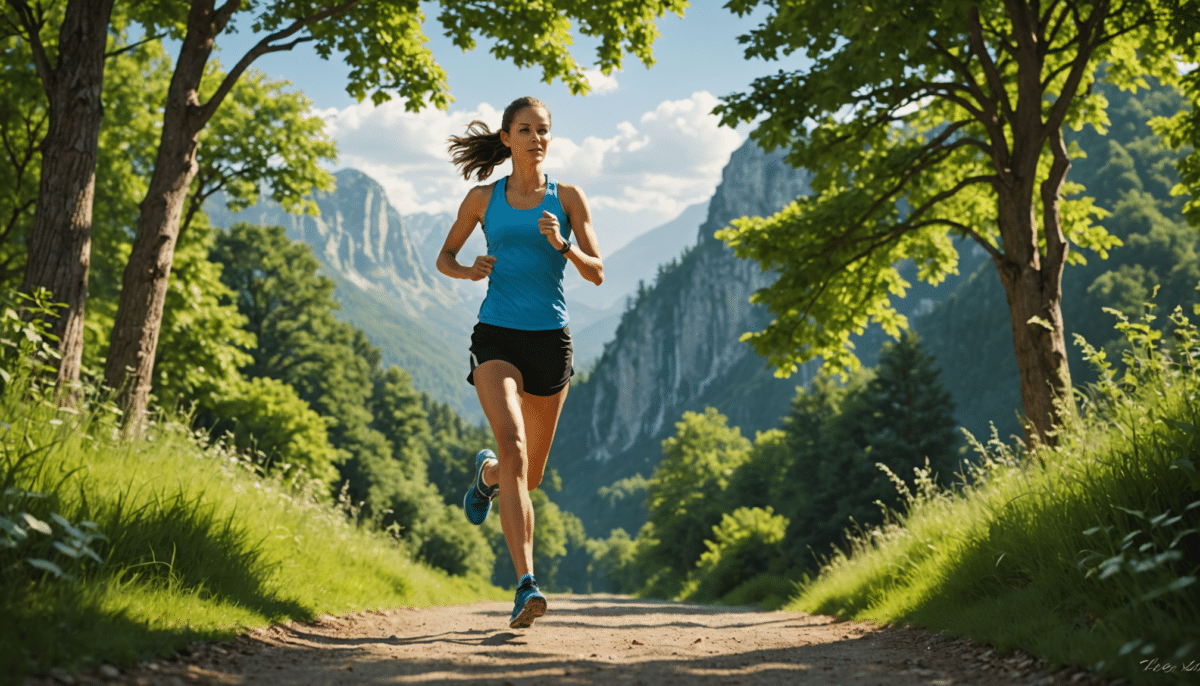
[1141,576,1197,601]
[26,558,67,578]
[19,512,51,536]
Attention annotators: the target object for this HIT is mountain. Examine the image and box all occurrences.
[547,139,991,538]
[547,140,817,537]
[205,170,481,418]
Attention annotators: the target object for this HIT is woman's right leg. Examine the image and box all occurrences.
[472,359,536,579]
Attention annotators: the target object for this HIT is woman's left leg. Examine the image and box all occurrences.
[518,384,569,492]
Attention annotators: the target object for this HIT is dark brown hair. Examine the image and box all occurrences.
[448,96,550,182]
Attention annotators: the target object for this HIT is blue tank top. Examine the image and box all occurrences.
[477,176,572,330]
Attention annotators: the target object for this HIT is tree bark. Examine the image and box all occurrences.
[990,98,1074,448]
[104,0,236,427]
[15,0,116,398]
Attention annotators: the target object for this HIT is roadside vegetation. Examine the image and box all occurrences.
[0,294,502,684]
[791,302,1199,685]
[613,297,1198,685]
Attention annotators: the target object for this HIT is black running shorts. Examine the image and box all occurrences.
[467,322,574,397]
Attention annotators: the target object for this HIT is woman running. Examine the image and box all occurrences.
[437,96,603,629]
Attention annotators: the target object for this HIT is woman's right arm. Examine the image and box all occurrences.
[437,186,496,281]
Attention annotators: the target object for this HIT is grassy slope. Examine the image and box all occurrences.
[789,316,1200,685]
[0,391,502,684]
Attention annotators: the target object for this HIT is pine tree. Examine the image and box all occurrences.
[781,333,958,568]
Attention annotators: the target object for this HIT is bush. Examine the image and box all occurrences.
[681,506,789,603]
[205,375,340,486]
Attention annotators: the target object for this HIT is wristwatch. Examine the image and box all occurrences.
[558,240,572,255]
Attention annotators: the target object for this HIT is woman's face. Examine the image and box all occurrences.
[501,106,552,165]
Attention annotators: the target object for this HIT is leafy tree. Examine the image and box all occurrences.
[584,528,638,593]
[778,335,959,567]
[0,24,44,288]
[77,38,253,408]
[681,506,789,603]
[371,366,432,479]
[208,375,340,485]
[101,0,688,424]
[4,0,116,393]
[714,0,1187,446]
[916,80,1195,440]
[642,408,752,593]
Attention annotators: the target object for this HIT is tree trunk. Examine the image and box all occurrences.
[104,0,231,427]
[17,0,116,398]
[992,249,1072,447]
[992,126,1074,447]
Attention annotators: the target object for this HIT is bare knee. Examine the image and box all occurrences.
[494,435,529,480]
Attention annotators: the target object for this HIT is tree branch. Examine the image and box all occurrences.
[5,0,54,92]
[197,0,360,127]
[1041,125,1070,268]
[105,32,167,59]
[1042,0,1109,132]
[912,218,1005,262]
[967,5,1016,123]
[831,124,978,250]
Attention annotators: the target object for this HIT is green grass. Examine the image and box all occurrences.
[789,310,1200,685]
[0,381,502,684]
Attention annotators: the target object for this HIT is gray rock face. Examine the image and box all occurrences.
[286,169,465,317]
[213,169,470,320]
[555,139,812,468]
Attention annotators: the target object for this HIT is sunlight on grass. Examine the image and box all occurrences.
[791,305,1200,686]
[0,359,501,681]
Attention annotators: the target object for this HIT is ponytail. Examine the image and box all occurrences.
[448,121,510,182]
[447,96,551,182]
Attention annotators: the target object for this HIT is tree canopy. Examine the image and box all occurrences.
[714,0,1191,445]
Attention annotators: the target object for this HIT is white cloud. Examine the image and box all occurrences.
[582,67,619,95]
[320,91,746,249]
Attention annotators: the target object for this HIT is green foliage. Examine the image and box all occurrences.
[0,375,498,681]
[642,408,752,593]
[680,506,789,603]
[197,67,335,212]
[793,299,1200,685]
[0,23,45,287]
[0,287,62,396]
[207,376,340,486]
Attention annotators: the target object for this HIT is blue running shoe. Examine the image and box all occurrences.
[509,574,546,629]
[463,449,499,525]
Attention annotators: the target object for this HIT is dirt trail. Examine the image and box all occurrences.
[30,595,1121,686]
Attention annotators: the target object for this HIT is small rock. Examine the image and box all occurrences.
[97,665,120,680]
[693,638,703,644]
[1070,672,1089,683]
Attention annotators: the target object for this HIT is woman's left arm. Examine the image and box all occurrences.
[542,183,603,286]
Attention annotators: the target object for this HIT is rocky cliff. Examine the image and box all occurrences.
[206,170,481,417]
[550,140,815,535]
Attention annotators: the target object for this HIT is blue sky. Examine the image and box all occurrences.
[214,2,809,252]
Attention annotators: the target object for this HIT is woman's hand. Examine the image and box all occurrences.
[539,210,566,251]
[467,255,497,281]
